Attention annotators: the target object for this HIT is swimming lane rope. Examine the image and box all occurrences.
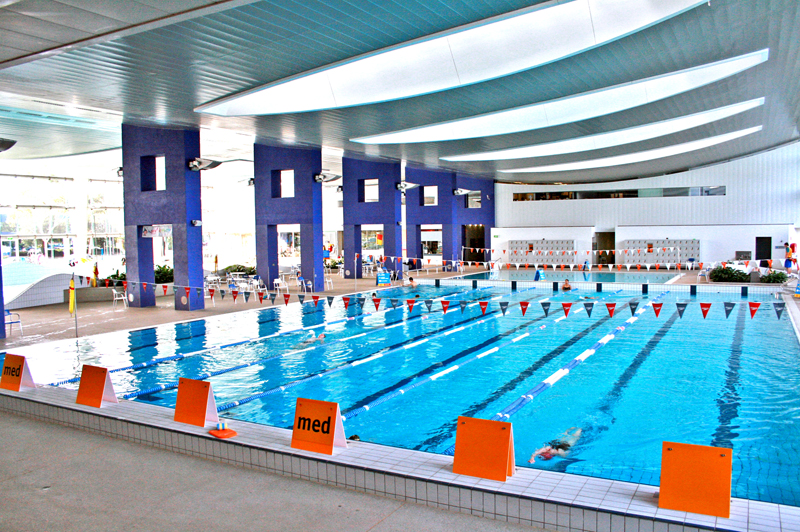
[342,290,622,422]
[442,290,670,455]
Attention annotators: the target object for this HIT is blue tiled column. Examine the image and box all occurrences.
[342,156,402,280]
[0,259,5,339]
[406,224,422,270]
[122,124,203,310]
[253,144,324,291]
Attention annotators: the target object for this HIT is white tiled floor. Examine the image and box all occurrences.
[1,385,795,532]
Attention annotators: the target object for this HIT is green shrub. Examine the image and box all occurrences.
[761,270,789,284]
[222,264,257,276]
[154,264,174,284]
[708,266,749,283]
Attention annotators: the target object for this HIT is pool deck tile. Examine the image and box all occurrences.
[3,385,798,532]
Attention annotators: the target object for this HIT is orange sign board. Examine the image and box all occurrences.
[452,416,515,482]
[75,365,118,408]
[659,441,732,518]
[290,398,347,455]
[173,378,219,427]
[0,354,35,392]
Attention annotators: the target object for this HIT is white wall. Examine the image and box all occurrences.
[496,141,800,230]
[494,141,800,263]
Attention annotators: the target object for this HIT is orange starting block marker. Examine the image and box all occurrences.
[452,416,515,482]
[290,398,347,455]
[0,354,35,392]
[659,441,732,518]
[174,378,219,427]
[75,365,118,408]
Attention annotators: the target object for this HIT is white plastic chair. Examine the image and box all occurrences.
[4,310,23,336]
[325,276,333,289]
[112,288,128,309]
[273,278,288,293]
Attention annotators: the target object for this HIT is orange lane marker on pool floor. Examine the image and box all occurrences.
[75,365,118,408]
[290,398,347,455]
[659,441,732,518]
[0,354,35,392]
[174,378,219,427]
[452,416,515,482]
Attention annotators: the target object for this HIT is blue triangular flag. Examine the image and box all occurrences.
[676,302,687,318]
[244,291,251,303]
[629,301,639,316]
[499,302,508,315]
[327,296,334,307]
[220,289,226,300]
[584,302,594,317]
[460,300,467,313]
[269,292,276,303]
[424,299,433,312]
[298,294,305,304]
[357,297,366,308]
[390,298,398,309]
[541,302,551,317]
[774,302,785,319]
[196,287,203,298]
[724,302,736,318]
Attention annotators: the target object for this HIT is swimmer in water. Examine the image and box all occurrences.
[408,276,418,288]
[528,428,582,463]
[562,279,571,291]
[298,331,326,347]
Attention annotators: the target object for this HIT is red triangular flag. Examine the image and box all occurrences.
[562,302,572,317]
[655,264,660,270]
[184,286,191,297]
[407,299,415,312]
[617,264,622,271]
[519,301,529,316]
[105,279,109,288]
[163,285,168,295]
[209,288,215,299]
[232,290,238,302]
[283,293,291,305]
[142,282,148,291]
[652,303,662,317]
[441,300,450,314]
[373,298,381,311]
[744,260,750,267]
[312,295,319,306]
[343,296,350,309]
[749,302,760,318]
[606,303,616,318]
[123,281,128,290]
[700,302,711,319]
[258,292,264,303]
[722,261,727,269]
[479,301,488,315]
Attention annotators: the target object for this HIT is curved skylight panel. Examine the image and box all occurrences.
[196,0,706,116]
[499,126,763,173]
[352,49,769,145]
[442,98,765,161]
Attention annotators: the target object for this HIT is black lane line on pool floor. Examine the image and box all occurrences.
[548,310,680,473]
[214,292,548,413]
[711,303,745,448]
[134,290,535,404]
[412,298,637,453]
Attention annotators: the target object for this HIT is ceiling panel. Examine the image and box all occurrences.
[0,0,796,185]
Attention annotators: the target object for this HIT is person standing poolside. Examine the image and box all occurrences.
[785,243,794,273]
[528,428,582,463]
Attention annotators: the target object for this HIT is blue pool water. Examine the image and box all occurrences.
[8,283,800,506]
[463,270,678,283]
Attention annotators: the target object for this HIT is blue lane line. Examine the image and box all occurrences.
[215,287,544,413]
[48,286,485,387]
[121,288,500,400]
[342,290,622,422]
[441,290,670,455]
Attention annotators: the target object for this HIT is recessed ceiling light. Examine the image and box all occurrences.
[352,49,769,145]
[196,0,706,116]
[499,126,763,173]
[442,98,765,161]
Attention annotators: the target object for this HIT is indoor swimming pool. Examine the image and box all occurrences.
[7,282,799,507]
[461,270,679,283]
